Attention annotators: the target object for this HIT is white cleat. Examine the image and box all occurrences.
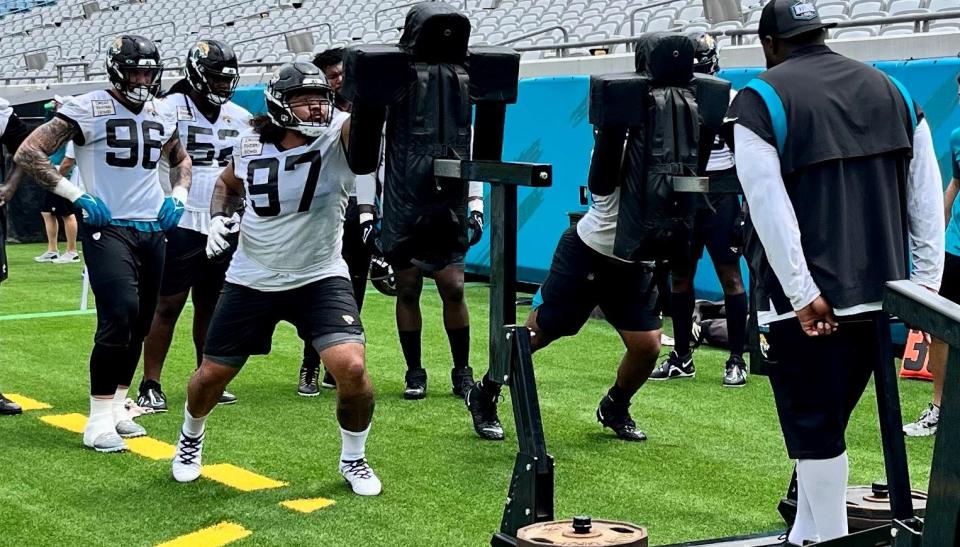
[172,430,204,483]
[340,458,382,496]
[82,429,128,453]
[115,419,147,438]
[903,403,939,437]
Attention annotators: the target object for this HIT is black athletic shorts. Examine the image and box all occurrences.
[81,224,166,347]
[204,276,365,367]
[532,227,661,336]
[159,227,229,297]
[41,192,76,216]
[939,252,960,305]
[675,169,742,270]
[766,312,882,460]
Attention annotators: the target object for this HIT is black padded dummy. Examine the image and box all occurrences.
[342,1,519,270]
[587,31,731,262]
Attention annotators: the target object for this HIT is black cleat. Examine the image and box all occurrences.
[464,383,504,440]
[649,350,695,381]
[298,363,321,397]
[321,368,336,389]
[137,380,168,413]
[722,355,747,388]
[218,390,238,405]
[451,366,475,399]
[403,368,427,400]
[596,395,647,442]
[0,392,22,415]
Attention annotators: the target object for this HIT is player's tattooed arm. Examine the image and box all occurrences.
[13,117,77,190]
[211,160,245,217]
[162,133,192,193]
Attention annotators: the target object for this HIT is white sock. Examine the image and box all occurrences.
[797,452,849,540]
[788,468,819,544]
[182,403,207,438]
[340,425,370,462]
[86,396,114,434]
[112,387,129,424]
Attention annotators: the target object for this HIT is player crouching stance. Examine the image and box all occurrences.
[171,63,381,496]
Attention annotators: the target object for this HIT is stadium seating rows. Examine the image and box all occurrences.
[0,0,958,84]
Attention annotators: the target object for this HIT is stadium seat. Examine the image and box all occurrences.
[928,20,960,30]
[927,0,960,11]
[851,10,891,19]
[644,16,675,32]
[850,0,888,16]
[817,2,850,16]
[888,0,923,12]
[880,23,919,33]
[833,27,879,37]
[678,5,705,21]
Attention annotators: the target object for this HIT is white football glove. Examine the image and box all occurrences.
[206,213,240,259]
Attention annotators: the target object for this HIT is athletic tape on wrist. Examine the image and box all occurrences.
[53,177,84,203]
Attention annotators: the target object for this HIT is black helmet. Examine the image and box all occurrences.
[186,39,240,106]
[688,31,719,75]
[265,62,335,137]
[106,35,163,104]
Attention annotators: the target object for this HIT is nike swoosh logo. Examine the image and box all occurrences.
[723,117,739,124]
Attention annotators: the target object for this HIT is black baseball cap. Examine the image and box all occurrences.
[757,0,836,39]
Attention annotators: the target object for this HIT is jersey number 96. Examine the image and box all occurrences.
[105,119,165,170]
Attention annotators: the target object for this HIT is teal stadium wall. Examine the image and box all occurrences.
[230,56,960,299]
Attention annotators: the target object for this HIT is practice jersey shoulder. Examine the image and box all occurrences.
[57,90,177,221]
[160,93,251,233]
[226,111,353,291]
[0,97,11,136]
[946,127,960,257]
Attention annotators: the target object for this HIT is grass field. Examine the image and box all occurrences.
[0,242,941,546]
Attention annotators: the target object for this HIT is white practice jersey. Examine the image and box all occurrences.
[0,98,11,137]
[227,111,354,291]
[58,90,177,221]
[64,142,84,191]
[160,93,251,234]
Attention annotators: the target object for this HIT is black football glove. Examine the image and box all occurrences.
[467,210,484,246]
[360,213,381,252]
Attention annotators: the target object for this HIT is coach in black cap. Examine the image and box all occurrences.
[728,0,943,543]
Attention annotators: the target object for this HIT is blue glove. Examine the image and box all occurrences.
[158,195,186,231]
[73,193,112,227]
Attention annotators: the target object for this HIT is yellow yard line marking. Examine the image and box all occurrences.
[201,463,288,492]
[279,497,336,513]
[126,436,176,460]
[4,393,52,411]
[40,414,285,492]
[155,521,251,547]
[40,413,87,433]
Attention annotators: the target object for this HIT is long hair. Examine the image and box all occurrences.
[250,114,287,146]
[162,78,193,98]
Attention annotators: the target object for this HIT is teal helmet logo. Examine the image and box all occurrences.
[791,0,818,21]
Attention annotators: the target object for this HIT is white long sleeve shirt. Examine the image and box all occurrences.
[734,119,944,325]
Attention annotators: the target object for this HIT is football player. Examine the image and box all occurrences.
[138,39,250,411]
[296,47,380,396]
[650,32,749,387]
[0,96,29,416]
[171,63,381,496]
[15,35,192,451]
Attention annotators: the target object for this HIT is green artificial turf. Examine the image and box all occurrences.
[0,242,940,546]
